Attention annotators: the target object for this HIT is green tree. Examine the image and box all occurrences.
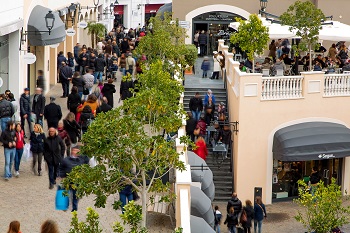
[63,60,188,228]
[230,14,269,71]
[294,179,350,233]
[280,0,326,69]
[85,22,106,48]
[69,207,103,233]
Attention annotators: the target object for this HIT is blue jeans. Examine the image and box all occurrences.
[15,148,23,172]
[120,68,126,76]
[78,92,83,99]
[276,49,282,59]
[228,225,236,233]
[191,110,201,121]
[36,116,43,127]
[202,70,208,77]
[214,224,221,233]
[119,192,133,213]
[4,148,15,178]
[95,71,103,83]
[71,188,79,211]
[254,220,263,233]
[0,117,11,132]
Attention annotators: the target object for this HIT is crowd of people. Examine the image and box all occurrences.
[239,39,350,76]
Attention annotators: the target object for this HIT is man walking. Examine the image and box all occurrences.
[20,88,32,137]
[189,92,203,121]
[58,143,89,211]
[126,53,136,75]
[78,47,89,75]
[0,93,14,132]
[44,127,65,189]
[198,30,208,56]
[94,54,106,83]
[226,192,243,214]
[32,88,46,127]
[59,61,73,98]
[44,97,62,129]
[82,69,94,100]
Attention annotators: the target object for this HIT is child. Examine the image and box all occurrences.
[57,121,71,157]
[7,220,21,233]
[214,205,222,233]
[201,56,210,78]
[224,206,239,233]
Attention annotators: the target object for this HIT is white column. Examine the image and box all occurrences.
[342,157,350,195]
[8,30,22,98]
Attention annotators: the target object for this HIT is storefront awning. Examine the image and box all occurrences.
[190,186,215,227]
[114,5,124,15]
[156,3,172,18]
[27,5,66,46]
[145,4,163,14]
[273,122,350,161]
[190,215,215,233]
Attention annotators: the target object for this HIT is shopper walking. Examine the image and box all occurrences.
[193,135,208,160]
[102,79,116,108]
[67,86,82,115]
[214,205,222,233]
[94,54,106,83]
[0,121,16,180]
[242,200,255,233]
[59,62,73,98]
[189,92,203,121]
[254,196,267,233]
[198,30,208,56]
[19,88,32,136]
[120,75,134,101]
[14,123,25,177]
[0,93,14,132]
[96,97,113,114]
[71,72,85,99]
[82,69,94,100]
[44,127,65,189]
[201,56,210,78]
[57,121,71,157]
[63,112,81,147]
[186,112,197,142]
[44,97,62,129]
[224,206,239,233]
[227,192,243,214]
[30,124,45,176]
[32,88,46,127]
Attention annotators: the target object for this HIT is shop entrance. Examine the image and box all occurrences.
[272,158,343,200]
[0,35,9,93]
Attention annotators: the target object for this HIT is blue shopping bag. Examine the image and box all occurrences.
[55,186,69,211]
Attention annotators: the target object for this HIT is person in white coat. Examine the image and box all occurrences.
[211,52,223,79]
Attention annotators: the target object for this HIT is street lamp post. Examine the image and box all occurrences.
[260,0,268,12]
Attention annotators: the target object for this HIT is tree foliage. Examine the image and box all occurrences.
[69,207,103,233]
[294,179,350,233]
[280,0,325,67]
[85,22,106,48]
[230,14,269,71]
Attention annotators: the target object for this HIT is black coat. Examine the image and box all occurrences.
[30,132,45,153]
[224,212,239,227]
[0,99,14,118]
[102,83,116,107]
[32,94,46,116]
[43,135,65,165]
[120,80,134,100]
[120,40,130,53]
[186,118,197,135]
[44,103,62,124]
[198,33,208,45]
[59,156,88,178]
[79,111,94,130]
[95,57,106,72]
[0,129,16,148]
[67,93,81,113]
[78,53,89,67]
[59,65,73,82]
[96,102,112,114]
[189,97,203,112]
[20,93,31,116]
[242,206,254,228]
[71,77,85,93]
[63,119,80,144]
[227,197,243,213]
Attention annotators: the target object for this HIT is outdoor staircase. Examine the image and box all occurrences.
[184,87,233,202]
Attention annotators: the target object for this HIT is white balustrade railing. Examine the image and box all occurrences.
[262,76,304,100]
[324,74,350,96]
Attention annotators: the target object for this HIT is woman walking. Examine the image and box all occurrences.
[0,121,16,180]
[71,72,85,99]
[242,200,255,233]
[224,206,239,233]
[14,123,25,177]
[67,86,81,115]
[101,78,116,108]
[193,135,208,161]
[63,112,81,147]
[30,124,45,176]
[254,196,267,233]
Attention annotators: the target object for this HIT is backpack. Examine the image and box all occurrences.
[68,57,75,67]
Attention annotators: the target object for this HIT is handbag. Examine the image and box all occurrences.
[22,143,32,162]
[83,87,89,95]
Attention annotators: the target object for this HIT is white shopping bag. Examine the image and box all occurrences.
[89,156,97,168]
[22,143,32,162]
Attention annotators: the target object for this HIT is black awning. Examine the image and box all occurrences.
[156,3,172,19]
[27,5,66,46]
[273,122,350,161]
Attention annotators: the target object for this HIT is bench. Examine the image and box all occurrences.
[147,195,174,226]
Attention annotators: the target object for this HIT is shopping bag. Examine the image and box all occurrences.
[89,156,97,168]
[22,143,32,162]
[55,185,70,211]
[31,113,36,123]
[197,46,200,55]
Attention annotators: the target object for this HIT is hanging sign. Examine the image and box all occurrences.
[49,43,60,48]
[66,28,76,37]
[0,77,3,87]
[23,53,36,64]
[78,21,88,29]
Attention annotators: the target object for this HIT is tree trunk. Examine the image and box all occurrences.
[141,170,147,228]
[309,45,312,71]
[91,33,95,49]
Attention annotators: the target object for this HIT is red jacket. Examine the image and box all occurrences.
[193,139,208,160]
[16,130,25,149]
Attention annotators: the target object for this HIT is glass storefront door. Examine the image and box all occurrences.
[0,35,9,94]
[272,158,343,200]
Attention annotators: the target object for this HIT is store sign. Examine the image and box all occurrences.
[179,21,190,29]
[49,43,60,48]
[66,28,76,37]
[0,77,3,87]
[23,53,36,64]
[78,21,88,29]
[193,12,240,22]
[318,153,335,159]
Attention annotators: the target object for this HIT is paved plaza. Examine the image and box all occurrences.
[0,68,350,232]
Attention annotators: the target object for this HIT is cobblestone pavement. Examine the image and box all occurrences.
[1,69,350,232]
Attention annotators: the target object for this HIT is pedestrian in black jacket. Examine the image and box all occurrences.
[19,88,32,135]
[224,206,239,233]
[96,97,113,114]
[58,144,89,211]
[0,94,14,132]
[78,48,89,75]
[102,79,116,108]
[0,121,16,180]
[94,54,106,83]
[189,92,203,121]
[44,97,62,129]
[227,192,243,214]
[44,127,65,189]
[59,62,73,97]
[67,86,81,115]
[63,112,81,145]
[79,105,95,134]
[32,88,45,127]
[30,123,45,176]
[71,72,85,98]
[120,77,134,101]
[186,112,197,142]
[242,200,255,233]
